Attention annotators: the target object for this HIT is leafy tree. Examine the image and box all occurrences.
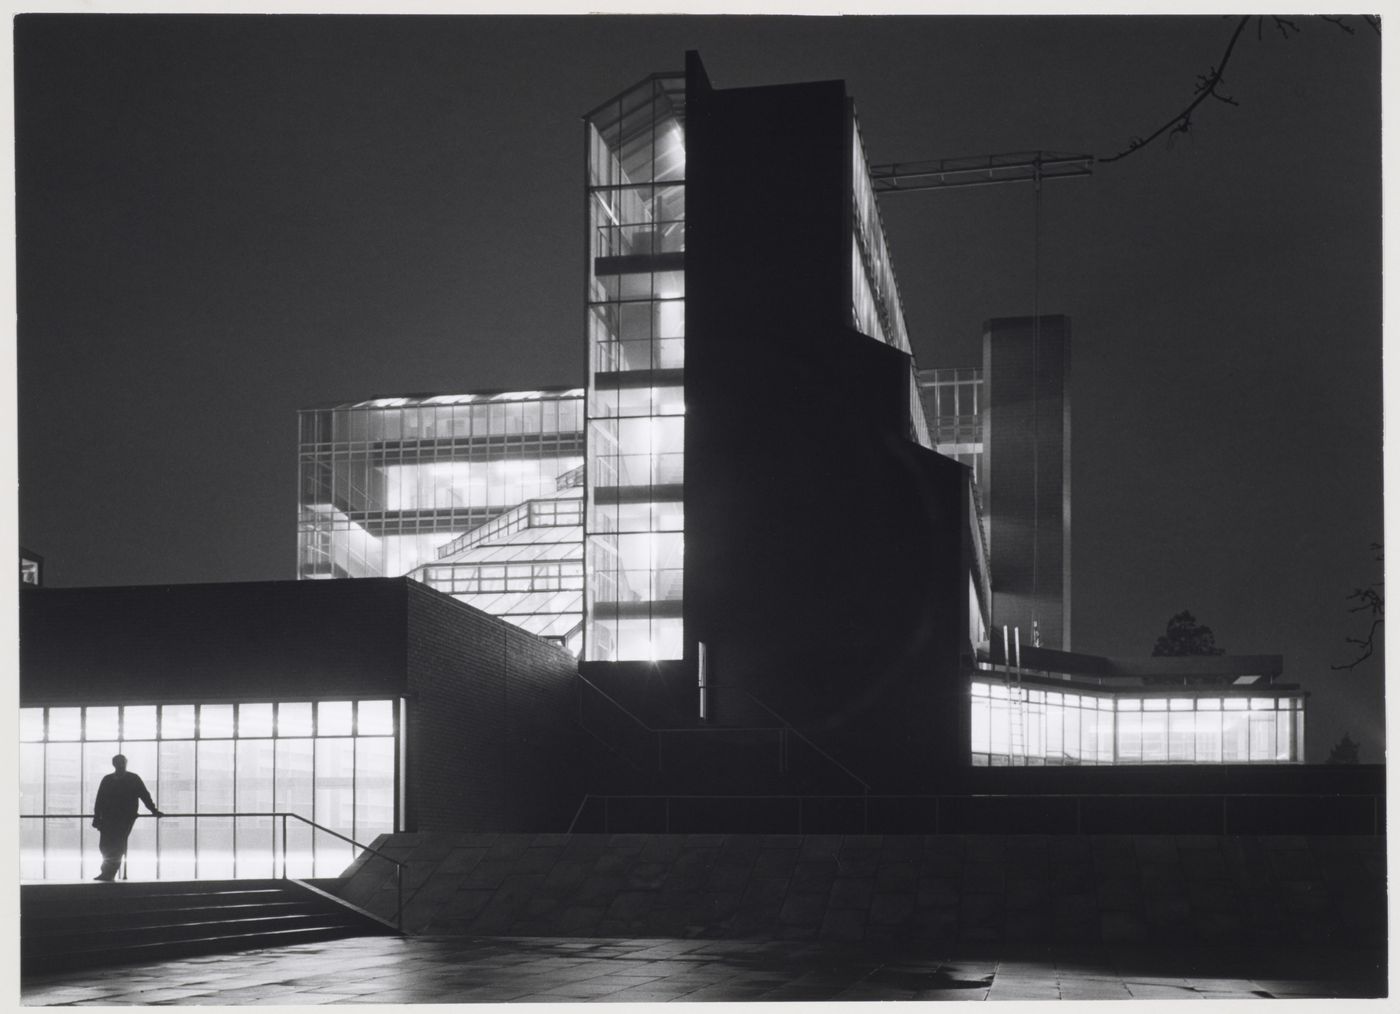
[1327,733,1361,765]
[1152,610,1225,657]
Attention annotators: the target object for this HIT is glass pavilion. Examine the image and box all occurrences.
[969,644,1305,766]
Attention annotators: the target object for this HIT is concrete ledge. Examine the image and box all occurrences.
[333,832,1385,945]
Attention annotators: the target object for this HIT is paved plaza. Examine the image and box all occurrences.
[21,934,1387,1004]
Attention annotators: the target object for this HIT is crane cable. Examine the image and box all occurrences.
[1030,158,1042,649]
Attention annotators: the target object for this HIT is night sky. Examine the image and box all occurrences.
[15,14,1384,763]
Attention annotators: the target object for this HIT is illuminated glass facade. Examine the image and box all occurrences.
[412,486,585,651]
[584,74,687,661]
[298,390,585,644]
[851,117,931,451]
[970,679,1305,766]
[20,700,399,881]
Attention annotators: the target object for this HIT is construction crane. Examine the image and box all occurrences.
[868,151,1094,194]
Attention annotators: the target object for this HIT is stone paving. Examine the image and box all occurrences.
[21,934,1387,1004]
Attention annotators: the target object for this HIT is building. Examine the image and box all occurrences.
[970,642,1304,766]
[576,54,981,785]
[20,55,1328,885]
[302,54,1297,783]
[19,579,581,880]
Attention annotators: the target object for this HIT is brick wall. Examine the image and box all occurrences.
[338,831,1385,947]
[404,582,582,833]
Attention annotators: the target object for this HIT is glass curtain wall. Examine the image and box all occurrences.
[850,114,931,450]
[21,700,398,881]
[584,75,687,661]
[298,391,584,580]
[969,680,1305,766]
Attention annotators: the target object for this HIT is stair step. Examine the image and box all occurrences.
[24,924,366,975]
[24,911,352,951]
[21,879,392,974]
[24,896,305,918]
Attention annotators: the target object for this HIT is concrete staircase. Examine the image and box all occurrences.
[21,878,395,974]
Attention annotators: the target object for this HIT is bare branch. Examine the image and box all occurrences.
[1321,15,1355,35]
[1332,618,1380,669]
[1364,15,1381,35]
[1099,15,1252,164]
[1333,544,1384,669]
[1272,16,1300,38]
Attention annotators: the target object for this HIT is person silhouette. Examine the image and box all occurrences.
[91,754,164,881]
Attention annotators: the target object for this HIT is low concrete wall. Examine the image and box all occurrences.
[337,832,1385,947]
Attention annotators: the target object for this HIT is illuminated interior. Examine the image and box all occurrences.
[970,680,1305,766]
[584,74,687,661]
[20,701,399,881]
[298,391,586,645]
[411,487,585,649]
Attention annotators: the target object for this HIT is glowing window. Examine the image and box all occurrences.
[358,700,394,736]
[200,704,235,739]
[48,708,81,741]
[239,703,275,738]
[123,706,158,740]
[161,705,195,739]
[20,709,44,742]
[319,701,354,736]
[86,707,119,741]
[278,702,313,737]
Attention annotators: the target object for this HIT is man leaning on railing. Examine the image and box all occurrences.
[91,754,164,882]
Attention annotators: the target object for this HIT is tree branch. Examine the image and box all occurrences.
[1100,15,1378,166]
[1099,15,1252,164]
[1332,543,1384,670]
[1331,617,1380,669]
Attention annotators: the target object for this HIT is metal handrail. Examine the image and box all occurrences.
[705,685,872,795]
[576,673,662,744]
[20,811,405,931]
